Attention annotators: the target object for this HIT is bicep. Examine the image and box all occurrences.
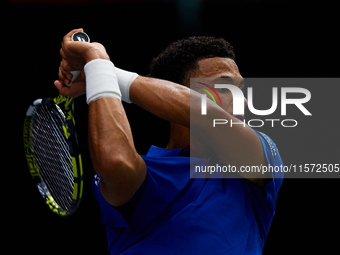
[100,153,147,207]
[192,100,270,187]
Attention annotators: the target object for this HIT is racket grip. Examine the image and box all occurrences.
[68,71,80,86]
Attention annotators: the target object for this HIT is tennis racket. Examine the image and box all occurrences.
[23,31,89,216]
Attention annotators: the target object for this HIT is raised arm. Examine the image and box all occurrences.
[56,29,146,207]
[56,29,268,201]
[130,76,191,128]
[88,97,146,206]
[130,76,269,187]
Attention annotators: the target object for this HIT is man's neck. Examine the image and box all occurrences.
[166,123,190,150]
[166,123,208,158]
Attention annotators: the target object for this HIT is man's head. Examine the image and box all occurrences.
[149,36,238,86]
[149,36,245,117]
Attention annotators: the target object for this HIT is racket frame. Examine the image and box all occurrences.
[23,95,83,216]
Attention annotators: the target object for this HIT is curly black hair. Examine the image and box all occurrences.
[149,36,235,86]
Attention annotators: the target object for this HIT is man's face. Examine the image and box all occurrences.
[194,57,247,120]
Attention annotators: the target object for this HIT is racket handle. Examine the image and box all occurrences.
[67,31,90,87]
[69,71,80,86]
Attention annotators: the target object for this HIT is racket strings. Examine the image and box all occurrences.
[30,104,74,210]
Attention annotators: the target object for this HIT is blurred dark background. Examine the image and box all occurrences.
[5,0,339,254]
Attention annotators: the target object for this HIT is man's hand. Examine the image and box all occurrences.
[54,28,110,97]
[54,65,86,98]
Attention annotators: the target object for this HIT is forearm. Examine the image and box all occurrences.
[88,97,146,206]
[88,98,136,173]
[129,76,229,132]
[129,76,192,127]
[85,61,147,206]
[84,58,146,207]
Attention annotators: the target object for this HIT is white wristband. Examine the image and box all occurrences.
[84,59,122,104]
[114,67,139,103]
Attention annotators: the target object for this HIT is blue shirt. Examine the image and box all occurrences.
[92,131,283,254]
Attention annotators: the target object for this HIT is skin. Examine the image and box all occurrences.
[55,29,269,207]
[166,58,247,152]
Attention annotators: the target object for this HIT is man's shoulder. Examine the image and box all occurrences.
[254,130,280,159]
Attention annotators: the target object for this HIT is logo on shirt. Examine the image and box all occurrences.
[94,174,101,186]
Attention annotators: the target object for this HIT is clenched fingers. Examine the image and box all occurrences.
[58,59,73,85]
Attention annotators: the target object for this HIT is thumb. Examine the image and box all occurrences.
[54,80,70,96]
[54,80,63,93]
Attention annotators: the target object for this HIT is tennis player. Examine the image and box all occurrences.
[55,29,283,254]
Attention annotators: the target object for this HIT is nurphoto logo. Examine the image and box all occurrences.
[195,80,312,128]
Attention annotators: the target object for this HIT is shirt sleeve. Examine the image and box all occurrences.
[240,131,284,236]
[92,173,147,229]
[92,155,206,231]
[256,130,284,199]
